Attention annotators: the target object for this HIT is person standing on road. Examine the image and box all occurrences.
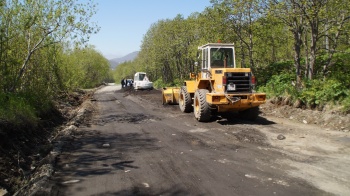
[121,78,125,88]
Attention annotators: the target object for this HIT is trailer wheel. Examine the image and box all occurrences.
[194,89,211,122]
[179,86,192,113]
[239,106,260,120]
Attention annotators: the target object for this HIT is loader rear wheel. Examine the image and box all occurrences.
[239,106,260,120]
[179,86,192,113]
[193,89,211,122]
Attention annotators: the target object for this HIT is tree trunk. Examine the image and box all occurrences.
[292,17,303,88]
[248,4,255,73]
[308,20,318,80]
[322,14,348,78]
[240,35,245,68]
[304,30,309,78]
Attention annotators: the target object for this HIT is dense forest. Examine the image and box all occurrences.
[114,0,350,113]
[0,0,112,125]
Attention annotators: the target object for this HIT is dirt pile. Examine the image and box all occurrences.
[261,99,350,132]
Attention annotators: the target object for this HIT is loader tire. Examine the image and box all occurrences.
[239,106,260,121]
[179,86,192,113]
[194,89,211,122]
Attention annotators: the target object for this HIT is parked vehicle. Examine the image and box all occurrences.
[133,72,153,90]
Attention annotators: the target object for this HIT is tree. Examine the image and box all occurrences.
[320,0,350,77]
[211,0,268,72]
[0,0,99,92]
[293,0,328,79]
[61,46,110,89]
[138,14,202,85]
[269,0,350,81]
[269,0,306,87]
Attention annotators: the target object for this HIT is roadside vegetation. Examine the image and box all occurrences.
[0,0,112,126]
[114,0,350,113]
[0,1,112,193]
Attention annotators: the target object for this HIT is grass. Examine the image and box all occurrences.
[0,93,39,126]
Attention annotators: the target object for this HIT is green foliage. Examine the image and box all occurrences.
[260,74,350,112]
[153,77,183,89]
[254,16,294,66]
[137,15,201,84]
[105,70,115,83]
[0,93,38,126]
[103,0,350,112]
[324,50,350,87]
[113,61,137,83]
[258,73,297,98]
[115,0,350,111]
[256,61,294,86]
[153,78,166,89]
[300,79,347,107]
[0,0,99,93]
[60,46,110,90]
[341,92,350,113]
[0,0,102,124]
[1,0,348,125]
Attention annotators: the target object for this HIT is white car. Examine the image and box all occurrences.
[133,72,153,90]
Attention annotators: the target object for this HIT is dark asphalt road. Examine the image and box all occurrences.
[48,84,339,196]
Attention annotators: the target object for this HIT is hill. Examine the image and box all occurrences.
[109,51,139,69]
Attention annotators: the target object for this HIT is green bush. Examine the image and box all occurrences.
[300,79,347,107]
[0,93,38,126]
[260,75,349,112]
[258,73,298,98]
[256,61,294,86]
[153,78,166,89]
[341,91,350,113]
[153,77,183,89]
[0,90,56,126]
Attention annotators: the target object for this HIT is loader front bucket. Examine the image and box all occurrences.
[162,87,180,105]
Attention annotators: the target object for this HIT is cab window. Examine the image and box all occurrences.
[202,48,208,69]
[210,48,234,68]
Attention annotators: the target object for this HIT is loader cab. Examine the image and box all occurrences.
[198,43,236,79]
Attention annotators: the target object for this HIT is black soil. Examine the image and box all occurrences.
[0,90,92,194]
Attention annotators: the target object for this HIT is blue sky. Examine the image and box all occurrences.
[88,0,212,59]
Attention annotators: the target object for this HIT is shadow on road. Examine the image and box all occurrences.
[83,185,201,196]
[213,112,276,126]
[51,128,160,195]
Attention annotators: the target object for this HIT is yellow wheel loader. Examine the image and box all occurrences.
[162,43,266,122]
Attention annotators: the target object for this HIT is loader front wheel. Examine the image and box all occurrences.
[179,86,192,113]
[193,89,211,122]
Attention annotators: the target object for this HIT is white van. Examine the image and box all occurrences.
[133,72,153,90]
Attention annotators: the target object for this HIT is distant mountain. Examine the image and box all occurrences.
[109,51,139,69]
